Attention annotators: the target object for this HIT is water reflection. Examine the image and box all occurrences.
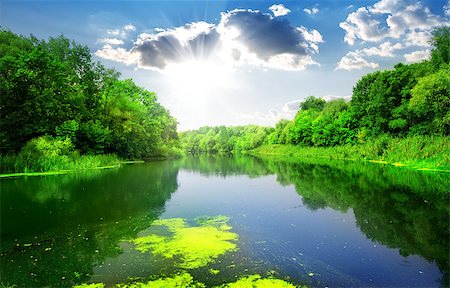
[1,161,179,287]
[180,155,449,286]
[1,156,448,287]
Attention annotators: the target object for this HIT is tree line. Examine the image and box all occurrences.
[181,26,449,153]
[0,29,179,165]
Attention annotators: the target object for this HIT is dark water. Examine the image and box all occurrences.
[1,156,448,287]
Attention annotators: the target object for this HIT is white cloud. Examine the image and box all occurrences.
[340,0,449,45]
[405,30,432,47]
[336,51,379,70]
[363,41,403,57]
[339,7,390,45]
[94,45,139,65]
[269,4,291,17]
[97,38,124,45]
[96,9,323,72]
[106,24,136,38]
[123,24,136,31]
[370,0,404,14]
[336,41,403,70]
[304,7,319,15]
[107,29,125,38]
[445,0,450,16]
[404,49,430,63]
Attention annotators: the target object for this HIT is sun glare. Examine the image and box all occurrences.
[164,61,232,100]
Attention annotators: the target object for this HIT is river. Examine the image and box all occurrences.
[1,155,448,287]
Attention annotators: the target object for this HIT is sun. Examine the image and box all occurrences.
[164,60,232,100]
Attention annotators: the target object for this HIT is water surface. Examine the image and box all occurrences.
[1,156,448,287]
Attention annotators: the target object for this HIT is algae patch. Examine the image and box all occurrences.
[131,216,238,269]
[73,284,105,288]
[219,274,299,288]
[116,273,205,288]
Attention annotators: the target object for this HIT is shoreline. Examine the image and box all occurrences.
[250,144,450,173]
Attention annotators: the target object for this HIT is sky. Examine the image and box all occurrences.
[1,0,449,130]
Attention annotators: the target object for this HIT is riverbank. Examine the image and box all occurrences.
[251,136,450,172]
[0,150,183,178]
[0,154,122,178]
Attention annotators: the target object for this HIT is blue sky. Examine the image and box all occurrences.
[1,0,449,130]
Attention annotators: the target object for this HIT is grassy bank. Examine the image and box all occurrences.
[251,136,450,172]
[0,154,121,178]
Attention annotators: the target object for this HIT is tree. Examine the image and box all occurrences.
[409,68,450,135]
[300,96,325,111]
[430,26,450,68]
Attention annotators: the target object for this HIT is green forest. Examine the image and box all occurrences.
[0,29,180,174]
[1,27,449,174]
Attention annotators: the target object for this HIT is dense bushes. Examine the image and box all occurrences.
[0,136,120,174]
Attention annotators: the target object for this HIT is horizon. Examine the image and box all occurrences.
[2,0,449,130]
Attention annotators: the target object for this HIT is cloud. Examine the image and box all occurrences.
[336,41,403,70]
[132,21,220,69]
[106,24,136,39]
[304,7,319,15]
[340,0,449,45]
[269,4,291,17]
[95,9,323,71]
[97,38,124,45]
[404,49,430,63]
[405,30,432,47]
[123,24,136,31]
[445,0,450,16]
[362,41,403,57]
[336,51,379,70]
[95,45,139,65]
[337,0,448,70]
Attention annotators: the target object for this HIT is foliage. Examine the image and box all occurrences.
[430,26,450,68]
[409,68,450,135]
[0,136,122,173]
[0,29,179,163]
[180,125,273,154]
[253,134,450,171]
[300,96,325,111]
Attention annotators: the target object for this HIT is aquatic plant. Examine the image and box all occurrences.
[73,283,105,288]
[131,216,238,269]
[116,273,204,288]
[219,274,299,288]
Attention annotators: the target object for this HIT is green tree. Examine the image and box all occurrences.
[430,26,450,68]
[300,96,325,111]
[409,68,450,135]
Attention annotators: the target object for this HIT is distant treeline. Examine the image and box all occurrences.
[181,26,449,154]
[0,29,180,172]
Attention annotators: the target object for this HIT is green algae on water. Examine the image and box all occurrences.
[219,274,299,288]
[116,273,205,288]
[131,216,238,269]
[73,283,105,288]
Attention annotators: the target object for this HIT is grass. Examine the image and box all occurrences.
[251,135,450,172]
[0,154,121,178]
